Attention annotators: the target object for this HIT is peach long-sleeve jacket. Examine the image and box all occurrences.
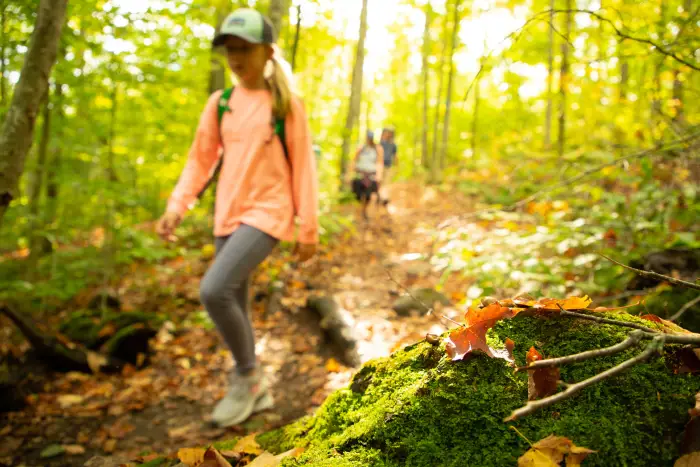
[167,88,319,244]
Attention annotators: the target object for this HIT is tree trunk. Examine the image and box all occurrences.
[544,0,555,149]
[430,14,448,182]
[0,0,6,105]
[616,40,628,153]
[44,79,62,253]
[421,3,431,169]
[106,84,119,182]
[291,3,302,71]
[557,1,572,160]
[472,56,484,161]
[672,0,692,125]
[651,2,666,127]
[0,0,68,227]
[268,0,290,40]
[28,93,50,255]
[438,0,461,176]
[339,0,369,187]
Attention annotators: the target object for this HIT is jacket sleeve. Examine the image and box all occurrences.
[166,90,223,216]
[286,96,319,244]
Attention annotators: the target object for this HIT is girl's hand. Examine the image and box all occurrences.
[294,243,317,263]
[156,212,181,241]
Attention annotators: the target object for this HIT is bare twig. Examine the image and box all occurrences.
[669,295,700,322]
[600,254,700,291]
[517,330,644,370]
[559,309,657,333]
[385,269,462,327]
[649,332,700,345]
[505,335,664,421]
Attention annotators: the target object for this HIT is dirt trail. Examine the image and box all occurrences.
[0,182,477,467]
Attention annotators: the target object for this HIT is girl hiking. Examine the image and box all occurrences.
[155,8,318,427]
[348,130,384,221]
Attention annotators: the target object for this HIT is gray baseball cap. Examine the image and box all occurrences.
[212,9,277,47]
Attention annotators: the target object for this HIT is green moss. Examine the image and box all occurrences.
[254,312,699,467]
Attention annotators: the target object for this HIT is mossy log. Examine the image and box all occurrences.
[252,312,700,466]
[306,296,360,367]
[0,304,126,373]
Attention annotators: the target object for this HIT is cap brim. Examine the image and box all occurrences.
[212,32,263,47]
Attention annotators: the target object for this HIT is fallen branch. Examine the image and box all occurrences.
[505,335,664,421]
[517,330,644,370]
[559,309,657,333]
[601,254,700,292]
[669,295,700,322]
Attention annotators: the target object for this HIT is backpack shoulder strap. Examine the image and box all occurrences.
[218,87,234,126]
[274,116,290,163]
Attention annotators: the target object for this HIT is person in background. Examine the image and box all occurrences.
[155,8,318,427]
[379,127,397,206]
[348,130,384,221]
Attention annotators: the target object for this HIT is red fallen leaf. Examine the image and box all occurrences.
[445,304,515,361]
[641,314,663,323]
[526,347,560,401]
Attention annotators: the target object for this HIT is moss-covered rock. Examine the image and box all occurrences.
[257,312,700,466]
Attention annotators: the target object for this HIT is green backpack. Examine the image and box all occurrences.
[198,87,290,199]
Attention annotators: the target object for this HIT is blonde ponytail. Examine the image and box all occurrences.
[267,45,293,119]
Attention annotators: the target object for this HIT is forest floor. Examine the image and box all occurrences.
[1,181,490,467]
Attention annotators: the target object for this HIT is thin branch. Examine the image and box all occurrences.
[669,295,700,322]
[505,335,664,421]
[600,254,700,291]
[550,9,700,71]
[559,309,658,333]
[517,330,644,370]
[647,331,700,345]
[385,269,462,328]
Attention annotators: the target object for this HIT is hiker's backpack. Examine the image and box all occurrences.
[197,87,290,199]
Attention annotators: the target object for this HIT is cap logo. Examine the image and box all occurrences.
[228,17,245,26]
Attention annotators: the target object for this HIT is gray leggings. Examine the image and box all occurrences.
[199,224,278,374]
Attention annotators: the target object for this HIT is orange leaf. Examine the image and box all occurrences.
[640,314,663,323]
[445,304,514,360]
[534,296,592,311]
[591,302,642,312]
[526,347,560,401]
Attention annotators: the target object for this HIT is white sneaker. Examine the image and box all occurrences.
[211,370,274,427]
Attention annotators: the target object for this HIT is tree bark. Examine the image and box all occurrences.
[106,84,119,182]
[438,0,461,176]
[544,0,555,149]
[0,0,68,228]
[291,3,302,71]
[557,0,572,160]
[28,93,50,255]
[339,0,369,187]
[430,14,448,182]
[44,79,62,253]
[0,0,6,105]
[472,54,484,161]
[268,0,290,40]
[421,3,431,169]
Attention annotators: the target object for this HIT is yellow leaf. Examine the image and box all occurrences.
[675,452,700,467]
[247,448,305,467]
[518,435,595,467]
[178,447,206,466]
[325,358,342,373]
[57,394,84,409]
[518,448,559,466]
[201,244,216,260]
[87,351,108,373]
[233,433,263,455]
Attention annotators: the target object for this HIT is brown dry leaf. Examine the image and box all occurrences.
[62,444,86,455]
[675,452,700,467]
[518,435,595,467]
[445,304,515,361]
[247,448,305,467]
[103,439,117,453]
[505,338,516,363]
[178,447,206,466]
[97,322,117,339]
[168,422,199,440]
[233,433,263,455]
[526,348,560,400]
[200,447,232,467]
[57,394,84,408]
[87,351,108,373]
